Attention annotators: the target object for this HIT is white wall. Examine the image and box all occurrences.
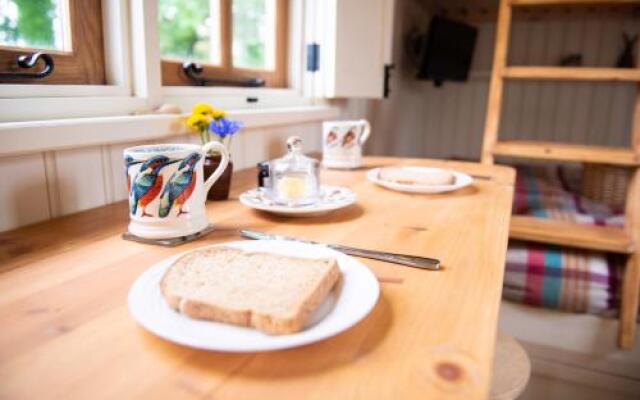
[365,0,639,160]
[0,122,322,232]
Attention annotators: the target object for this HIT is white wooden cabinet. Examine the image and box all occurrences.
[306,0,395,99]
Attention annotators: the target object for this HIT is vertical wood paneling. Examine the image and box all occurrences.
[422,83,436,156]
[536,17,561,142]
[242,128,270,166]
[0,154,50,231]
[229,131,247,170]
[519,20,535,139]
[0,122,324,232]
[42,151,61,217]
[440,84,459,157]
[108,143,132,202]
[471,80,490,159]
[367,2,638,161]
[53,147,107,216]
[455,81,474,158]
[100,146,115,204]
[397,85,427,157]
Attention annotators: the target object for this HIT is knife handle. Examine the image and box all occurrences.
[329,245,440,271]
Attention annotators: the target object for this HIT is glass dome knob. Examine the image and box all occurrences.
[286,136,303,153]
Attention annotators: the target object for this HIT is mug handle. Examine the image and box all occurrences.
[358,120,371,145]
[201,141,230,192]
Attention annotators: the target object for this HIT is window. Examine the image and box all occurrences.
[159,0,288,88]
[0,0,105,85]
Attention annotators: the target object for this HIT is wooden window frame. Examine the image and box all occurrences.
[0,0,105,85]
[161,0,288,88]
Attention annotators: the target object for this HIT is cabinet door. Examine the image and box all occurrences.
[306,0,394,99]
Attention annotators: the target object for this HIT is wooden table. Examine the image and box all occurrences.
[0,157,514,400]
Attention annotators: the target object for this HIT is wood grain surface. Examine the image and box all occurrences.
[0,157,514,400]
[620,75,640,348]
[480,0,511,165]
[502,66,640,81]
[510,215,635,254]
[492,140,640,166]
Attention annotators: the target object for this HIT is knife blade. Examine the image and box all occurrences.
[240,229,440,271]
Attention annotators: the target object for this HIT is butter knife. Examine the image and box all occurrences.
[240,229,440,271]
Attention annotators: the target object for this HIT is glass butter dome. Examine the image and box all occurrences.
[269,136,320,206]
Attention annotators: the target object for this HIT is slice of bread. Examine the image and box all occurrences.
[160,246,341,335]
[378,167,455,186]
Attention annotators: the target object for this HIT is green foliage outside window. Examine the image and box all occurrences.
[158,0,211,62]
[158,0,268,69]
[0,0,57,49]
[0,0,271,70]
[232,0,266,69]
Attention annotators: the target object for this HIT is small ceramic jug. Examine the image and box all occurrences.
[124,142,229,239]
[322,119,371,169]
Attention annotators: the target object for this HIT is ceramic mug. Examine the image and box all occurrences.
[322,119,371,169]
[124,142,229,239]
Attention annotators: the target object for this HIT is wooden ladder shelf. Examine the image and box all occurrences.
[482,0,640,349]
[510,216,635,254]
[493,141,640,166]
[503,66,640,81]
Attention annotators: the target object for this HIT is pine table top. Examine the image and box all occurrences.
[0,157,515,400]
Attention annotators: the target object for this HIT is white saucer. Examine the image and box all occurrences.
[239,185,356,217]
[128,240,380,352]
[367,167,473,194]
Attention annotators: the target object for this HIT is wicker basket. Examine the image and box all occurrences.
[581,164,631,210]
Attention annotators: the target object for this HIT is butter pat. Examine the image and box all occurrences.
[277,175,309,200]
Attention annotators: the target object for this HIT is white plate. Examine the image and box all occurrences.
[128,240,379,352]
[239,185,356,217]
[366,167,473,194]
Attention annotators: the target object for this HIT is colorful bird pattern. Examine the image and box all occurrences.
[129,155,178,217]
[159,152,202,218]
[124,155,141,193]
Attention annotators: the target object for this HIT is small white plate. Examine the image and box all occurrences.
[367,167,473,194]
[128,240,379,352]
[239,185,356,217]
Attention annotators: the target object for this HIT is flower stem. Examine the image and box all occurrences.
[226,135,233,153]
[200,129,207,146]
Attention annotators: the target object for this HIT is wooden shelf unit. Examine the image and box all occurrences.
[503,67,640,81]
[493,141,640,166]
[482,0,640,349]
[510,216,635,254]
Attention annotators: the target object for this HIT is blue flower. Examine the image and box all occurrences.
[209,117,242,138]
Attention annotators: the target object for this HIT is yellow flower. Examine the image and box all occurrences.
[211,107,226,119]
[186,113,210,131]
[192,102,213,116]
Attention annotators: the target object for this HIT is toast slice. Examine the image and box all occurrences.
[160,246,341,335]
[378,167,455,186]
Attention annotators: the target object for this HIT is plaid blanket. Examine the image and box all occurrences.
[512,165,625,227]
[504,241,624,316]
[504,165,627,318]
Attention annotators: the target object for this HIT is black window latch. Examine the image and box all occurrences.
[182,62,265,87]
[0,52,54,80]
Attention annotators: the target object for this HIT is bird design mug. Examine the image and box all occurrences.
[322,119,371,169]
[124,142,229,239]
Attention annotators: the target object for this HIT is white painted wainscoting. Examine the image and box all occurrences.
[0,120,324,232]
[366,0,639,160]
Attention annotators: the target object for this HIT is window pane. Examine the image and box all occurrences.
[158,0,221,65]
[0,0,69,51]
[232,0,276,70]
